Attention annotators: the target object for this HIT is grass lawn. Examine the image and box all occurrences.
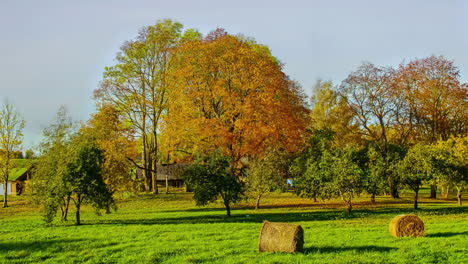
[0,189,467,264]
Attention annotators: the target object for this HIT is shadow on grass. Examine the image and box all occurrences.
[0,239,90,252]
[89,206,468,226]
[426,231,468,238]
[304,245,397,254]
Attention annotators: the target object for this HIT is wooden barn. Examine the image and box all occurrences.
[0,159,34,196]
[155,163,190,188]
[135,163,190,190]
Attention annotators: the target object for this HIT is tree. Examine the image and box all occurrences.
[182,151,243,216]
[363,144,406,202]
[292,136,364,213]
[95,19,195,193]
[0,101,25,208]
[320,148,364,213]
[32,107,114,225]
[430,137,467,206]
[393,56,467,198]
[340,63,399,148]
[310,80,360,148]
[339,63,409,198]
[65,131,115,225]
[394,56,467,143]
[31,106,75,223]
[247,148,287,209]
[398,144,432,210]
[25,149,36,159]
[291,129,334,203]
[165,29,308,171]
[84,104,137,193]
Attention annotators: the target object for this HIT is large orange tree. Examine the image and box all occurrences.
[163,29,309,171]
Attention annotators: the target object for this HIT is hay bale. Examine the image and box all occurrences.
[258,221,304,253]
[389,214,425,238]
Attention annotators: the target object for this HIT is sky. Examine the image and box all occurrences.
[1,0,467,150]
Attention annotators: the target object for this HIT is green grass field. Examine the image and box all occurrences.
[1,190,467,264]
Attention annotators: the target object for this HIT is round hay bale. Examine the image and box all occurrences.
[258,221,304,253]
[389,214,425,238]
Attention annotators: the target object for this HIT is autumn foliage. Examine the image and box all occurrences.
[164,29,308,167]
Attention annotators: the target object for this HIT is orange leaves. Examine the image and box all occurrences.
[165,31,308,164]
[393,55,467,142]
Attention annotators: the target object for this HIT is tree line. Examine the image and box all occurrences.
[1,19,466,222]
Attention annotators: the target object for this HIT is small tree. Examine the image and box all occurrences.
[32,107,115,225]
[431,137,467,206]
[182,151,244,216]
[321,148,364,213]
[247,149,286,209]
[31,106,75,223]
[363,146,384,203]
[294,146,363,213]
[291,129,334,203]
[65,132,115,225]
[293,158,332,203]
[0,102,25,208]
[398,144,432,210]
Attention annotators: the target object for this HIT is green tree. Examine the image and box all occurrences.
[25,149,35,159]
[293,138,364,212]
[398,144,432,210]
[291,129,334,203]
[32,107,114,225]
[321,148,364,213]
[182,151,244,216]
[431,137,467,206]
[247,148,287,209]
[31,106,75,223]
[364,144,405,202]
[0,101,25,208]
[65,132,115,225]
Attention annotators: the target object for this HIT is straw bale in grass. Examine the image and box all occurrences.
[258,221,304,253]
[389,214,425,238]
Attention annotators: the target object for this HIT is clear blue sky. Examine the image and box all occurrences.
[1,0,467,150]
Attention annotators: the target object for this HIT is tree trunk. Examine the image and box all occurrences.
[346,201,352,213]
[224,200,231,217]
[165,176,169,194]
[429,184,437,199]
[61,195,70,221]
[442,185,449,198]
[255,193,262,210]
[142,154,149,192]
[414,187,419,210]
[75,195,82,225]
[152,127,159,195]
[152,159,158,194]
[370,193,376,203]
[313,193,317,203]
[2,180,8,208]
[390,186,399,199]
[457,187,462,206]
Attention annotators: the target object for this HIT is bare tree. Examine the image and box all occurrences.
[0,101,25,208]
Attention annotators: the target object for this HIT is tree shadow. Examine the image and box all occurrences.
[426,231,468,238]
[0,239,91,252]
[304,245,397,254]
[90,206,468,226]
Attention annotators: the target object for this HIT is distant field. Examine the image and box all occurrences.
[0,190,467,264]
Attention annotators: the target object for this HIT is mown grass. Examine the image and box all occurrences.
[0,189,467,264]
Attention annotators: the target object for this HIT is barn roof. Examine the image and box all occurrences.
[156,163,190,180]
[6,159,35,181]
